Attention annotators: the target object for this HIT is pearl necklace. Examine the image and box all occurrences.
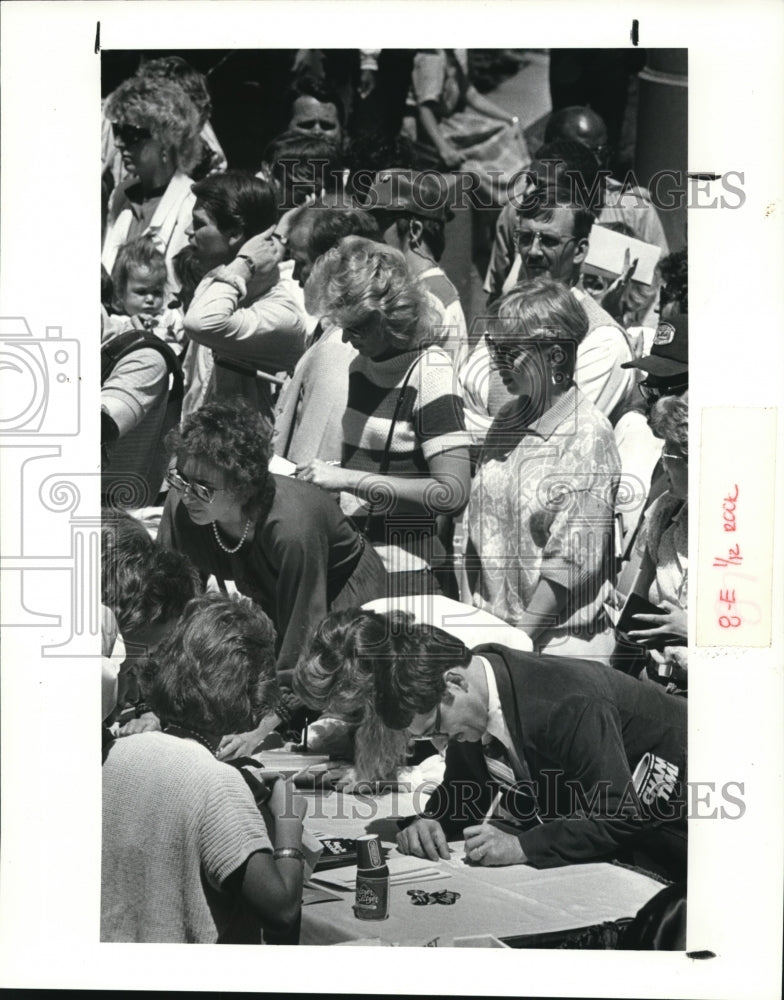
[212,517,252,553]
[164,724,220,757]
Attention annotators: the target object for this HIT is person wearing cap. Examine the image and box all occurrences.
[365,168,469,372]
[465,279,621,661]
[618,313,689,538]
[621,312,688,403]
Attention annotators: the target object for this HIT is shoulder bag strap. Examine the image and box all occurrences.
[379,350,424,475]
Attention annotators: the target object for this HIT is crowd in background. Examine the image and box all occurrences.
[99,48,689,945]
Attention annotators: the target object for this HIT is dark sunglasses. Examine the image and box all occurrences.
[484,334,527,368]
[639,379,687,403]
[407,889,461,906]
[112,123,152,147]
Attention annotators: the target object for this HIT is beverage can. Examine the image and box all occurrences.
[353,834,389,920]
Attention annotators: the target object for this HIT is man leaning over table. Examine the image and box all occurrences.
[372,637,687,882]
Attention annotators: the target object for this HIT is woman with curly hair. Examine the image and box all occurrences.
[297,236,472,597]
[157,398,388,758]
[102,75,201,298]
[102,593,308,943]
[293,598,534,780]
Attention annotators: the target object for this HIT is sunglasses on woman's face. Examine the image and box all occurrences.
[166,468,223,504]
[112,123,152,148]
[484,334,528,369]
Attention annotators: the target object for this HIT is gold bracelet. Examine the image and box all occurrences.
[273,847,305,863]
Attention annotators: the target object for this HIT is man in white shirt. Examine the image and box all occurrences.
[461,174,638,441]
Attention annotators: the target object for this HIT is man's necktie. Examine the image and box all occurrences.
[482,735,518,789]
[483,735,542,824]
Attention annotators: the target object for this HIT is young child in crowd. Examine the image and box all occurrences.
[101,235,184,352]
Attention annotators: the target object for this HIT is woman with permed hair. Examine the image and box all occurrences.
[465,277,621,660]
[297,236,472,597]
[136,55,228,180]
[102,75,201,299]
[101,593,308,943]
[157,398,388,759]
[293,597,535,780]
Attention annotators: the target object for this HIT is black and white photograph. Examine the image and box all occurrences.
[0,1,782,995]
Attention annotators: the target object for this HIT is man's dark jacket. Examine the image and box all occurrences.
[418,644,687,874]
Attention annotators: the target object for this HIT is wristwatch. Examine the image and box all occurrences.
[237,254,256,276]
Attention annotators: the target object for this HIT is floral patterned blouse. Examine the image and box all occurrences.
[466,386,621,635]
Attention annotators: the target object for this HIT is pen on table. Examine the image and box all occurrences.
[483,789,503,824]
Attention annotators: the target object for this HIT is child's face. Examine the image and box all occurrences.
[121,266,165,317]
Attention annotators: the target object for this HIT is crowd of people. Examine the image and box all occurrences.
[99,49,689,945]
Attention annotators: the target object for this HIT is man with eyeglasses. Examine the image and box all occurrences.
[461,173,638,440]
[380,636,687,881]
[484,125,669,311]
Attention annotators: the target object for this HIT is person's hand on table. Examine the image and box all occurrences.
[218,712,279,761]
[396,817,450,861]
[463,823,526,866]
[627,600,687,645]
[119,711,161,736]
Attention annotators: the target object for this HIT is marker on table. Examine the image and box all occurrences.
[483,789,503,824]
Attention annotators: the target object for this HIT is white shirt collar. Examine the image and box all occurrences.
[479,655,513,750]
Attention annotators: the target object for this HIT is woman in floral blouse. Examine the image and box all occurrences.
[465,278,621,660]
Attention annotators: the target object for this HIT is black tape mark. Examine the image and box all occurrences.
[686,950,716,960]
[631,20,639,46]
[687,173,721,181]
[95,21,101,55]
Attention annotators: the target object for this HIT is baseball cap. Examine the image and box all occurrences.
[621,313,688,377]
[363,168,454,223]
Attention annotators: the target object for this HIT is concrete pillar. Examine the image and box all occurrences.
[634,50,688,252]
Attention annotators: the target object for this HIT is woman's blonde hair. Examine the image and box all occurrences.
[304,236,439,349]
[494,277,590,346]
[105,76,201,175]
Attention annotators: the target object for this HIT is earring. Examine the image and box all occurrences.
[161,151,168,163]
